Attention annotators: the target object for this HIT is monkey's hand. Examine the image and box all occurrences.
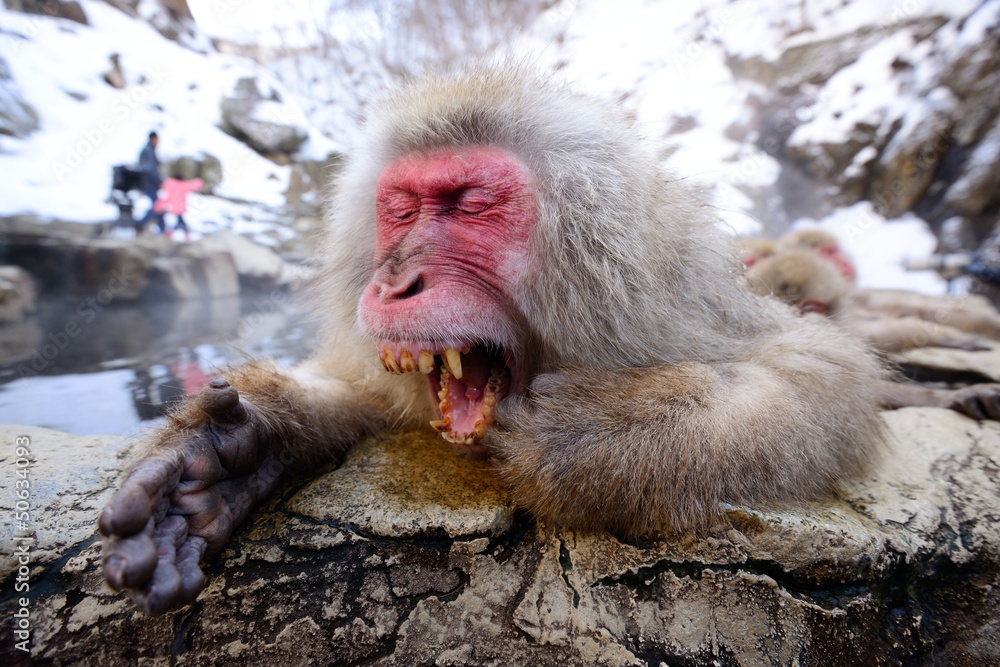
[946,383,1000,420]
[98,380,281,614]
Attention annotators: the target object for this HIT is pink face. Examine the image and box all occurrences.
[816,245,857,282]
[358,147,536,454]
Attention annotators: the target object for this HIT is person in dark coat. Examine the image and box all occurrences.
[137,131,164,233]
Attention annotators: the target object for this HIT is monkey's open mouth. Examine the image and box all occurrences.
[377,343,511,453]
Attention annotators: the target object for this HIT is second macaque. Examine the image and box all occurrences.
[744,249,1000,420]
[776,228,1000,340]
[745,250,992,353]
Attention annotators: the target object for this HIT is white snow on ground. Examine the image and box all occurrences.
[0,0,334,242]
[791,203,948,293]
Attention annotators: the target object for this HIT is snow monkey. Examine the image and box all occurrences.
[98,67,887,614]
[746,249,1000,419]
[744,250,991,353]
[778,229,1000,340]
[777,228,857,282]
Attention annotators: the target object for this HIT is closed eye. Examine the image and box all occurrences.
[388,208,418,220]
[380,190,421,221]
[454,187,494,214]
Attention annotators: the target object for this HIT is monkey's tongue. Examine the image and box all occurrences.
[430,356,506,452]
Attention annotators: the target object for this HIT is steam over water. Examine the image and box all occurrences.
[0,295,318,436]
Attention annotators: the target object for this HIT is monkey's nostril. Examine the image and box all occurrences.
[398,275,424,300]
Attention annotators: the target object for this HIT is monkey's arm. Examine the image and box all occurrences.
[99,359,389,614]
[849,316,991,353]
[489,325,884,537]
[854,290,1000,340]
[879,380,1000,420]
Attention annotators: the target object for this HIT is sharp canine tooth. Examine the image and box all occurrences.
[443,348,463,380]
[474,420,487,438]
[399,349,416,373]
[418,350,434,375]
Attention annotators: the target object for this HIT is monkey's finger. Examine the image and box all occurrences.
[99,450,184,537]
[196,379,249,424]
[954,395,987,421]
[206,421,263,476]
[981,390,1000,420]
[172,486,233,554]
[102,528,157,591]
[132,515,189,614]
[175,536,208,606]
[194,380,268,476]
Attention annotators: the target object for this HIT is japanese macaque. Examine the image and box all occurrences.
[98,67,888,615]
[736,237,775,269]
[746,250,1000,419]
[778,228,857,282]
[777,229,1000,340]
[745,250,992,353]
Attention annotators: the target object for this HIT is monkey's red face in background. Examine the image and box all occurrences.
[816,245,857,282]
[359,147,536,454]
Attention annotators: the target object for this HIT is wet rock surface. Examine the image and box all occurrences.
[0,230,308,302]
[1,408,999,666]
[0,266,37,324]
[894,342,1000,384]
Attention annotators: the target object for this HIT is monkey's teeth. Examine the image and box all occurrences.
[418,350,435,375]
[438,367,450,401]
[382,348,401,373]
[430,417,451,432]
[484,373,500,408]
[443,348,463,380]
[474,420,488,439]
[441,431,476,446]
[398,349,416,373]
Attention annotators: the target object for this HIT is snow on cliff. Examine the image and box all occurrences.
[4,0,985,291]
[0,0,334,238]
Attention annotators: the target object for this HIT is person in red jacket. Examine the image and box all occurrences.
[153,176,203,240]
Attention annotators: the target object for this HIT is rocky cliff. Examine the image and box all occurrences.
[1,406,998,665]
